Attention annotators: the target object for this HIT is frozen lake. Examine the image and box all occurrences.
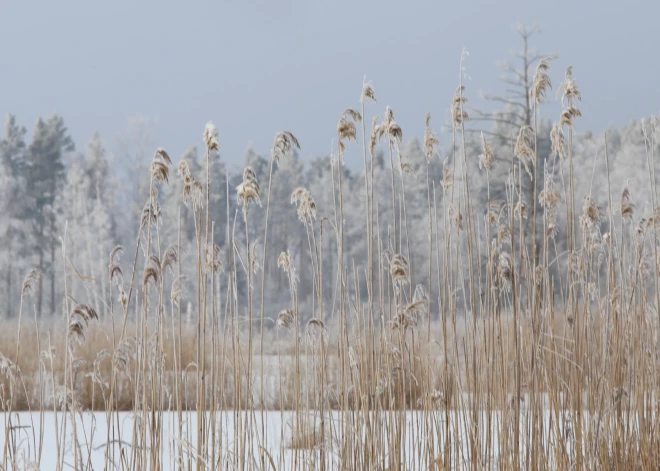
[0,409,493,470]
[0,403,632,470]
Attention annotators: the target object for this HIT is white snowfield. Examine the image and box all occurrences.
[0,399,624,470]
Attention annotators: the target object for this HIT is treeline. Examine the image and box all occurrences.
[0,110,657,321]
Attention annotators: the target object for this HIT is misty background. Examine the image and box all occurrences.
[1,0,658,164]
[0,0,658,319]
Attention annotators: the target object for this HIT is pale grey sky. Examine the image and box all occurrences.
[0,0,657,167]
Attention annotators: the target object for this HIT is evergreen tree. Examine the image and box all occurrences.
[25,115,74,316]
[0,115,27,317]
[204,146,229,248]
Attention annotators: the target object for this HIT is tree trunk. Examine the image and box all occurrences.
[50,240,56,317]
[6,227,13,318]
[37,249,44,317]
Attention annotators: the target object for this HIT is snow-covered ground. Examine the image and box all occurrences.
[0,403,612,470]
[1,409,485,470]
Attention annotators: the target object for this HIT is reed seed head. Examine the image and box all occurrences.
[278,251,298,290]
[161,244,181,275]
[180,159,204,208]
[392,300,426,331]
[360,78,376,104]
[560,107,582,129]
[497,225,512,247]
[143,254,162,287]
[272,131,301,166]
[22,269,42,298]
[424,113,440,164]
[441,158,453,191]
[277,309,295,329]
[188,180,204,209]
[487,201,504,226]
[531,58,552,105]
[307,318,325,330]
[514,201,528,220]
[539,175,561,209]
[338,117,357,142]
[369,116,380,155]
[155,148,172,165]
[109,245,124,286]
[151,149,171,183]
[389,254,410,286]
[119,290,128,310]
[621,184,634,220]
[550,123,567,160]
[546,218,559,240]
[399,160,414,176]
[451,85,469,127]
[478,132,492,170]
[384,106,394,125]
[291,187,317,225]
[449,205,464,231]
[558,66,582,107]
[378,106,402,144]
[337,116,358,154]
[342,108,362,123]
[514,126,535,179]
[206,244,224,272]
[178,160,191,180]
[250,241,261,275]
[497,252,513,291]
[0,353,19,382]
[237,166,261,211]
[387,121,402,143]
[580,196,605,232]
[171,274,189,307]
[113,337,136,372]
[151,161,169,183]
[68,304,99,347]
[141,199,162,228]
[203,121,220,151]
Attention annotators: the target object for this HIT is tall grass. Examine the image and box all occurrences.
[2,58,660,471]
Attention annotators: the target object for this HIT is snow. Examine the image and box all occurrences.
[0,409,481,470]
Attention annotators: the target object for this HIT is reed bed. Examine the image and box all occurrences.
[2,56,660,471]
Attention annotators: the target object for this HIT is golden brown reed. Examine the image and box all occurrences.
[290,187,317,225]
[271,131,300,166]
[424,112,440,164]
[68,304,99,347]
[237,166,261,210]
[203,121,220,151]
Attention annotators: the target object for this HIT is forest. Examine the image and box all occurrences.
[0,84,655,322]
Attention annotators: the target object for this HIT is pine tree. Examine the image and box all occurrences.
[25,115,74,316]
[0,115,27,317]
[208,152,228,248]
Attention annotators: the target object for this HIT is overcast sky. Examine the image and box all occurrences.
[0,0,658,168]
